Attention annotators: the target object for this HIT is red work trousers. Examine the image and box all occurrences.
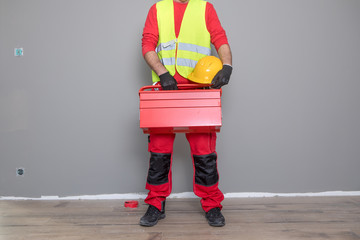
[144,132,224,212]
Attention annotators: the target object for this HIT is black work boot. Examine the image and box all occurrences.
[139,202,165,227]
[205,207,225,227]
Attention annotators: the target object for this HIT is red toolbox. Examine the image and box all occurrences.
[139,84,222,134]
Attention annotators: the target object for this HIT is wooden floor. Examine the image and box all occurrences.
[0,196,359,240]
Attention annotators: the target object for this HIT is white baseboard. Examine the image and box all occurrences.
[1,191,360,200]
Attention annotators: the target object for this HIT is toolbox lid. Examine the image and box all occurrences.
[139,89,221,101]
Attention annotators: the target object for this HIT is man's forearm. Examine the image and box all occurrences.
[217,44,232,66]
[211,44,233,89]
[144,51,168,76]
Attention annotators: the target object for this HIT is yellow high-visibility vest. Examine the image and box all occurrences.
[152,0,211,82]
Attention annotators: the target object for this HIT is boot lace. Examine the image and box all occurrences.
[144,205,161,216]
[207,207,222,218]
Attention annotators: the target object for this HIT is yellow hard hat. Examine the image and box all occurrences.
[188,56,223,84]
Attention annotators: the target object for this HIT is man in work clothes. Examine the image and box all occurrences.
[140,0,233,227]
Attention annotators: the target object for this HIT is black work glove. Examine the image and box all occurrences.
[159,72,178,90]
[211,65,233,89]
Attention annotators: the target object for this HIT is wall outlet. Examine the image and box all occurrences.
[14,48,24,56]
[16,168,25,176]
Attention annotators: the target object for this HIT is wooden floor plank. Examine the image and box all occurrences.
[0,196,359,240]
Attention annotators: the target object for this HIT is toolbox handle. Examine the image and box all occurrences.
[139,84,221,94]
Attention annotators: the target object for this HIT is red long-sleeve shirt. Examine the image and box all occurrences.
[142,1,229,83]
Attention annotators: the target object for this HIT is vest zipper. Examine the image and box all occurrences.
[174,38,178,71]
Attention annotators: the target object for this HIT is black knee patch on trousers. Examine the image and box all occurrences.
[193,153,219,186]
[147,152,171,185]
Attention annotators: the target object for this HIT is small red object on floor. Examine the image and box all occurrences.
[124,200,139,208]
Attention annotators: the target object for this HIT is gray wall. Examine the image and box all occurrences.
[1,0,359,198]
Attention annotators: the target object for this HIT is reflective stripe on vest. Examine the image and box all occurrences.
[177,58,197,68]
[156,40,177,53]
[152,0,211,82]
[178,42,211,56]
[160,57,176,66]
